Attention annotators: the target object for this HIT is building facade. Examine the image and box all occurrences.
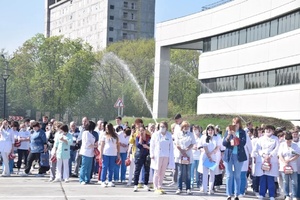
[45,0,155,51]
[153,0,300,124]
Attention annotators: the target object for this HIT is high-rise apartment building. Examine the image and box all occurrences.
[45,0,155,51]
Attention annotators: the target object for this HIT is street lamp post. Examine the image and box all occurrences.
[1,55,10,119]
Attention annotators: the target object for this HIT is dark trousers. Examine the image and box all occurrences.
[134,155,150,186]
[74,153,82,175]
[252,176,260,193]
[17,149,29,169]
[24,152,48,174]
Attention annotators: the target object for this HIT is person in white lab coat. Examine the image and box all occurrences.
[150,121,175,194]
[253,125,279,200]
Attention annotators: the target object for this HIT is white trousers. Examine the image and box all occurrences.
[56,158,69,180]
[1,152,10,176]
[202,166,215,193]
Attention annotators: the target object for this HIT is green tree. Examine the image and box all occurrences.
[8,34,95,118]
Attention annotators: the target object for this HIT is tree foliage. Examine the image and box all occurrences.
[6,36,200,121]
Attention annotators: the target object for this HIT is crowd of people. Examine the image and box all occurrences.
[0,114,300,200]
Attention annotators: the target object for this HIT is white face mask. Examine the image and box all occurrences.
[160,127,166,133]
[20,128,26,132]
[265,131,272,137]
[194,130,199,134]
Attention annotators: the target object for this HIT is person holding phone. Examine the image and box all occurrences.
[222,117,247,200]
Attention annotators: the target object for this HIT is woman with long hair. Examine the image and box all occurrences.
[198,124,221,194]
[222,117,247,200]
[99,123,120,187]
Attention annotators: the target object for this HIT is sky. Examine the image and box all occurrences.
[0,0,220,54]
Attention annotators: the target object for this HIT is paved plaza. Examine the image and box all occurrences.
[0,171,261,200]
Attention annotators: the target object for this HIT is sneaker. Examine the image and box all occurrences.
[133,185,138,192]
[101,182,107,187]
[1,174,10,177]
[64,179,69,183]
[227,197,231,200]
[126,182,132,186]
[161,189,167,194]
[255,192,260,197]
[187,189,193,195]
[48,178,54,182]
[52,178,61,182]
[144,185,150,191]
[284,197,291,200]
[176,189,182,195]
[19,172,29,177]
[80,182,86,185]
[270,197,275,200]
[208,190,214,195]
[215,185,220,191]
[107,182,115,187]
[234,197,239,200]
[292,198,297,200]
[97,181,102,184]
[154,189,163,195]
[258,196,264,199]
[149,183,154,189]
[35,174,44,177]
[138,183,143,188]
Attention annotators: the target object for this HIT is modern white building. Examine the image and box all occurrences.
[153,0,300,124]
[45,0,155,51]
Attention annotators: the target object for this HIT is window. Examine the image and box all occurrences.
[108,37,113,42]
[131,13,135,20]
[131,3,136,9]
[109,27,114,31]
[123,33,128,40]
[124,2,128,8]
[123,22,128,29]
[109,16,114,20]
[123,12,128,18]
[110,5,114,9]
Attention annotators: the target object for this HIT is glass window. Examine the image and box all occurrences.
[109,16,114,20]
[110,5,114,9]
[108,37,113,42]
[239,29,247,45]
[246,27,252,43]
[270,19,278,37]
[109,27,114,31]
[296,11,300,29]
[237,75,244,90]
[211,36,218,51]
[269,70,276,87]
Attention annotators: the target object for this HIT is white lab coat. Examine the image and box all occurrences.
[150,131,175,170]
[241,133,253,172]
[253,135,279,177]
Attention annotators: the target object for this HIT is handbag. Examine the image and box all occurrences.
[40,152,50,167]
[261,161,271,171]
[14,141,21,147]
[125,158,131,166]
[219,160,225,170]
[115,158,122,165]
[230,137,240,146]
[283,165,293,174]
[180,156,190,165]
[50,155,57,163]
[94,148,100,157]
[9,153,16,160]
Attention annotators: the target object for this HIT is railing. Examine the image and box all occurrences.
[202,0,233,11]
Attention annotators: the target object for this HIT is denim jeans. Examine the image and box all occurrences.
[101,155,117,182]
[134,154,150,185]
[191,160,200,187]
[281,172,298,197]
[297,174,300,198]
[240,171,247,195]
[177,163,191,190]
[224,154,243,197]
[69,149,77,175]
[119,152,127,181]
[79,155,93,183]
[259,175,275,198]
